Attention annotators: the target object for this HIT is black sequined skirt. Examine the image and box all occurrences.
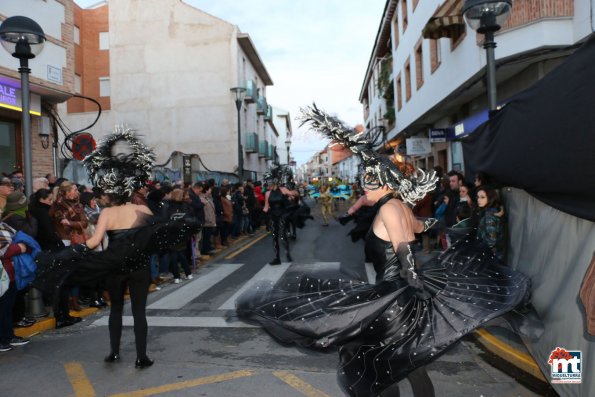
[236,237,530,397]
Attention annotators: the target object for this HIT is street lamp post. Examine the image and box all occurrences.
[0,16,47,319]
[285,137,291,165]
[230,87,246,182]
[0,16,46,197]
[463,0,512,116]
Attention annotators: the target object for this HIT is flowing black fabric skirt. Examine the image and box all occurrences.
[236,236,531,397]
[33,220,199,296]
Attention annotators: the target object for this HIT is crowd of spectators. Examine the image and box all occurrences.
[0,171,270,352]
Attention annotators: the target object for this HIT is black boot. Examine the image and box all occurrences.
[286,252,293,262]
[135,356,154,368]
[104,352,120,363]
[269,257,281,265]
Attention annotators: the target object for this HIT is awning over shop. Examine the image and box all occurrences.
[422,0,465,40]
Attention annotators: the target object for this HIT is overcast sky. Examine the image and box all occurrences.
[74,0,386,165]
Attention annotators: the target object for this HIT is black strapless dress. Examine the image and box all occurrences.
[236,219,530,396]
[33,218,198,296]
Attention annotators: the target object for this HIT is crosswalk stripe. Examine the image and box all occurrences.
[218,262,291,310]
[365,262,376,284]
[147,264,244,310]
[92,316,258,328]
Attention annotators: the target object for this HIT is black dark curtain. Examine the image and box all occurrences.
[462,33,595,222]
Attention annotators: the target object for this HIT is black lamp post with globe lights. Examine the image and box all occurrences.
[462,0,512,116]
[0,16,46,197]
[230,86,246,182]
[0,16,47,318]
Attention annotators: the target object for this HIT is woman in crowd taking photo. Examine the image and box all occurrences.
[34,127,197,368]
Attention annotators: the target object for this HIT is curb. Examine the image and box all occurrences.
[14,229,270,339]
[15,307,101,338]
[473,328,547,382]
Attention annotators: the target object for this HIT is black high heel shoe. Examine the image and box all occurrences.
[104,352,120,363]
[135,357,154,368]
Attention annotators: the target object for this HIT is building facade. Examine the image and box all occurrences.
[0,0,76,178]
[58,0,280,183]
[360,0,589,174]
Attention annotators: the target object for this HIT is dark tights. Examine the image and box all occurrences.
[270,216,290,260]
[106,268,151,359]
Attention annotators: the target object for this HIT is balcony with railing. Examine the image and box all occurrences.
[245,132,258,153]
[256,95,268,115]
[264,105,273,121]
[259,140,268,158]
[244,79,256,103]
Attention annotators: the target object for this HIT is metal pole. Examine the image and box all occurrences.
[235,100,243,183]
[19,58,48,318]
[19,60,33,197]
[483,29,498,115]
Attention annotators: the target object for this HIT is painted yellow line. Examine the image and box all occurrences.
[224,232,269,259]
[272,371,331,397]
[473,328,547,381]
[64,362,96,397]
[109,369,256,397]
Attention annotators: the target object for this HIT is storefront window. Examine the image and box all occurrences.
[0,121,17,175]
[450,141,464,173]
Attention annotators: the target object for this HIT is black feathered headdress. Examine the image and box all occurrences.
[298,104,437,205]
[83,126,155,197]
[263,164,293,185]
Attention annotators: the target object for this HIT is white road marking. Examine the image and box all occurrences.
[92,316,258,328]
[218,262,291,310]
[147,264,244,310]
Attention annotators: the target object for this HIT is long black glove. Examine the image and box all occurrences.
[421,218,438,232]
[395,243,431,299]
[337,213,354,225]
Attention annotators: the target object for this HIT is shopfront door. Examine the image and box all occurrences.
[0,120,19,175]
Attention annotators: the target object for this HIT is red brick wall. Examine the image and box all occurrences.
[67,4,111,113]
[504,0,574,30]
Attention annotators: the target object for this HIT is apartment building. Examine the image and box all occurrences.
[361,0,589,174]
[58,0,279,182]
[0,0,76,178]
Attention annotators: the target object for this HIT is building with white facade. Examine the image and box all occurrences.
[0,0,76,178]
[360,0,589,174]
[58,0,280,183]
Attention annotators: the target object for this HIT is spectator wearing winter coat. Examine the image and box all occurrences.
[220,187,233,246]
[200,184,217,255]
[0,222,30,351]
[0,177,14,217]
[29,189,64,253]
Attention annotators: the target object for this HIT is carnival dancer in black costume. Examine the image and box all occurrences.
[34,127,198,368]
[236,105,532,397]
[263,165,297,265]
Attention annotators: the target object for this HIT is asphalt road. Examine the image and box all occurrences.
[0,203,542,397]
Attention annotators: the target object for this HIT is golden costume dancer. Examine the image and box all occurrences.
[318,185,334,226]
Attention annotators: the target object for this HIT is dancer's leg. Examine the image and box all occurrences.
[105,274,126,355]
[128,268,151,360]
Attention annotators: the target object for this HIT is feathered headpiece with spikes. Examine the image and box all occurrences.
[298,104,437,204]
[83,125,155,197]
[263,164,294,185]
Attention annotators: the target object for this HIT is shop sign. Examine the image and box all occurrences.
[0,82,17,107]
[429,128,449,143]
[0,81,42,116]
[406,137,431,156]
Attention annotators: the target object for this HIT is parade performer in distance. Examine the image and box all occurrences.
[236,104,533,397]
[262,165,296,265]
[34,127,198,368]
